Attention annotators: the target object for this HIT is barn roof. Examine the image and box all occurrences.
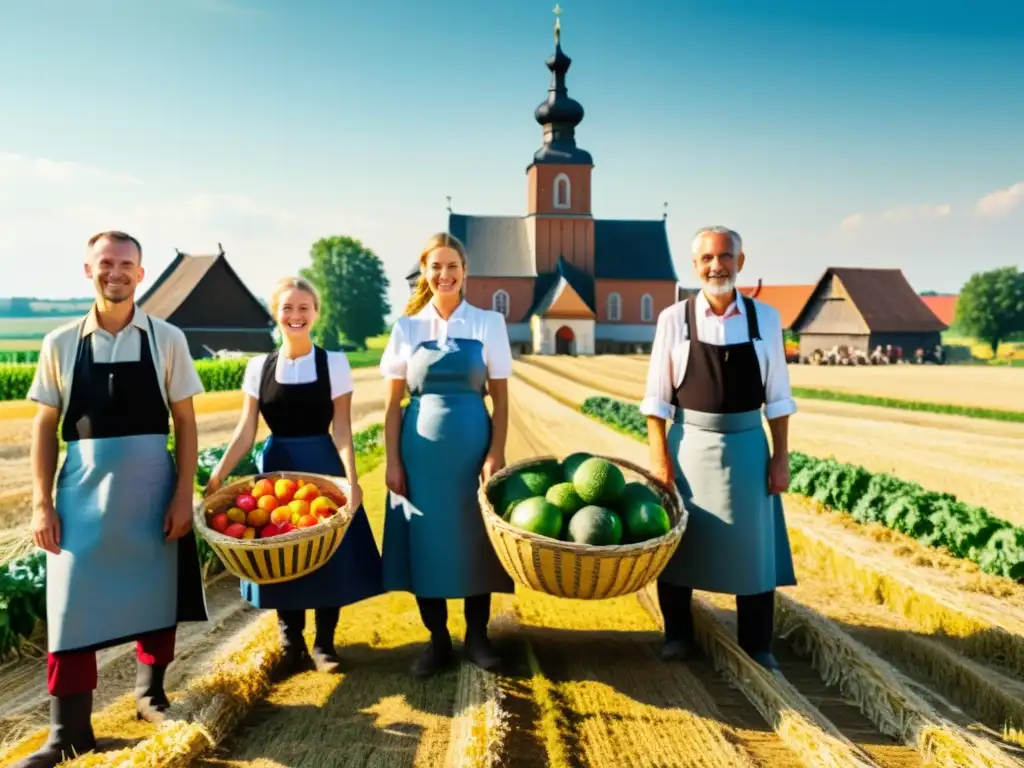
[737,283,814,329]
[791,267,948,333]
[920,294,958,326]
[139,250,272,325]
[403,213,678,283]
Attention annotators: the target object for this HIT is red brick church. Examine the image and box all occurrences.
[405,14,678,355]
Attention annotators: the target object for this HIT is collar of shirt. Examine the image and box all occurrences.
[695,289,745,321]
[418,299,470,344]
[81,303,150,337]
[279,347,316,367]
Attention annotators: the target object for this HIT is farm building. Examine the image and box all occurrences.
[789,267,948,360]
[920,294,958,327]
[738,283,814,330]
[139,245,275,358]
[405,19,678,356]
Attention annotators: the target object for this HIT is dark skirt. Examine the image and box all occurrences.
[240,434,386,610]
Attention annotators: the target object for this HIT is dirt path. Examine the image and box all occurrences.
[517,357,1024,526]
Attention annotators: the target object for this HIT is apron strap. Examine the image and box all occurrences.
[684,296,696,341]
[741,296,761,341]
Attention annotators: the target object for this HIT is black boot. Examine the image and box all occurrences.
[657,581,696,661]
[463,594,500,671]
[275,609,313,680]
[11,693,96,767]
[737,591,780,671]
[412,598,454,677]
[135,662,171,722]
[311,607,343,673]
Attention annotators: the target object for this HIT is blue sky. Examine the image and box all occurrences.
[1,0,1022,317]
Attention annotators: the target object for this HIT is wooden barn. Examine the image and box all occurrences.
[789,267,948,359]
[139,246,275,358]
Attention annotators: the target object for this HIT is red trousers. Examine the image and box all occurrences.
[47,628,176,697]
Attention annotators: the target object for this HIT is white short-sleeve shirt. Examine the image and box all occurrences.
[640,292,797,422]
[379,300,513,380]
[242,348,354,400]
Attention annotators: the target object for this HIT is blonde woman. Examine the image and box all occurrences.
[380,232,514,677]
[205,277,384,677]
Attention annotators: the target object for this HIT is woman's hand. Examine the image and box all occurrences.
[767,452,790,495]
[204,474,223,498]
[347,480,363,511]
[481,450,505,483]
[385,460,407,498]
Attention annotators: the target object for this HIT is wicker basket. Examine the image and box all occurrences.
[194,471,354,585]
[479,454,688,600]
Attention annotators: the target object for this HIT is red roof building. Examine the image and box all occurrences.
[920,295,958,326]
[737,284,814,329]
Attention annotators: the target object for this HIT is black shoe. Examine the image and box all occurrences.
[748,651,781,671]
[463,632,501,671]
[135,663,171,722]
[660,638,696,662]
[311,608,343,673]
[412,635,454,678]
[275,643,314,681]
[11,693,97,767]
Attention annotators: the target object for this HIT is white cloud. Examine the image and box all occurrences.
[0,152,143,188]
[0,153,378,301]
[879,203,952,223]
[974,181,1023,218]
[837,203,951,231]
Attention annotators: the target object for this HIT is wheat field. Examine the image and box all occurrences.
[2,360,1024,766]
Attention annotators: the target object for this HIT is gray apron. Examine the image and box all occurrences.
[47,316,208,653]
[658,297,797,596]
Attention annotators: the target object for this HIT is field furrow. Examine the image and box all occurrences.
[506,372,1024,768]
[516,357,1024,526]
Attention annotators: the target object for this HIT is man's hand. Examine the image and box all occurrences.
[204,475,223,498]
[31,499,61,554]
[164,492,194,541]
[482,450,505,484]
[768,453,790,495]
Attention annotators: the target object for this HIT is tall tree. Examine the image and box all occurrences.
[301,235,391,350]
[955,267,1024,353]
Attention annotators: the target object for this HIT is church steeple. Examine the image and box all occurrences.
[531,4,592,166]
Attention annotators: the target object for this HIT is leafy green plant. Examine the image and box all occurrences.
[0,551,46,660]
[581,396,1024,581]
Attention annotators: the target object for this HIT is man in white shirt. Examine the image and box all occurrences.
[641,225,797,671]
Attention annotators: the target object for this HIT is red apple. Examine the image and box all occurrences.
[224,522,247,539]
[277,522,295,534]
[259,524,281,538]
[210,512,230,533]
[236,493,257,512]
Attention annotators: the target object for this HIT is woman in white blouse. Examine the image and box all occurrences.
[205,277,384,678]
[641,226,797,671]
[379,231,515,677]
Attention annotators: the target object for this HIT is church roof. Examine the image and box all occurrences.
[405,214,677,285]
[524,256,596,320]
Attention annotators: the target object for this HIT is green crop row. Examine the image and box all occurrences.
[0,351,41,364]
[791,387,1024,423]
[0,423,386,661]
[580,396,1024,582]
[0,358,251,402]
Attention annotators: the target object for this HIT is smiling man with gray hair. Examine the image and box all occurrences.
[640,225,797,671]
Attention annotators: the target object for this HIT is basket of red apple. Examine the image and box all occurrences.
[194,472,354,585]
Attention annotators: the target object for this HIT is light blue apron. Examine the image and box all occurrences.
[658,409,797,596]
[47,434,199,652]
[383,338,515,598]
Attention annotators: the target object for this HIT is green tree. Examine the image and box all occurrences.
[300,235,391,350]
[955,266,1024,353]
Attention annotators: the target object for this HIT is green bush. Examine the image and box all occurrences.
[0,358,252,402]
[581,396,1024,582]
